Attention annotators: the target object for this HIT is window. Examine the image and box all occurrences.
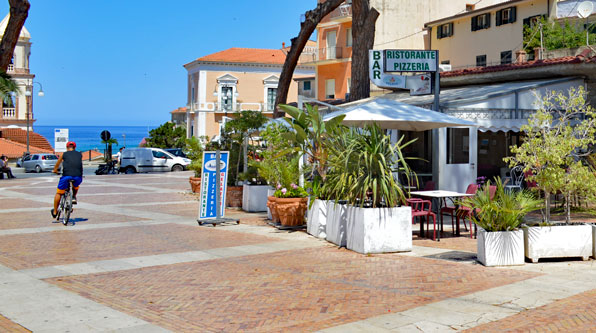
[191,87,195,104]
[471,13,490,31]
[346,78,351,99]
[447,128,469,164]
[325,79,335,99]
[501,50,512,64]
[476,55,487,67]
[152,150,168,159]
[441,60,450,65]
[346,28,352,47]
[523,15,543,28]
[220,86,233,111]
[496,6,516,26]
[303,81,311,91]
[267,88,277,111]
[32,155,39,160]
[437,23,454,39]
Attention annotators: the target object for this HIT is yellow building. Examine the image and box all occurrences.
[183,47,314,139]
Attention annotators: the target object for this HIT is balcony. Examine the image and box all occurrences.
[329,3,352,21]
[300,47,351,64]
[2,108,16,119]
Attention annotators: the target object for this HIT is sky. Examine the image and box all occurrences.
[0,1,316,126]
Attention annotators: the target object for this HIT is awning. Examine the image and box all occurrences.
[474,119,528,132]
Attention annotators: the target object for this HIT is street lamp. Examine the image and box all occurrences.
[24,81,44,155]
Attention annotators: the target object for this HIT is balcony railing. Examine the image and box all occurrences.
[7,64,14,72]
[301,47,349,63]
[329,3,352,20]
[2,107,16,119]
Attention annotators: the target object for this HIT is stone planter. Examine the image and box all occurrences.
[345,205,412,254]
[523,224,593,263]
[242,184,270,212]
[307,199,328,239]
[276,197,308,227]
[266,188,275,219]
[188,177,201,193]
[226,186,243,208]
[326,202,348,247]
[477,228,524,266]
[267,196,280,223]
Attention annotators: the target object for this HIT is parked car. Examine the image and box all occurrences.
[120,148,190,174]
[23,153,59,173]
[164,148,188,158]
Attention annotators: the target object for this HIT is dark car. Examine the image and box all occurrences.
[164,148,187,158]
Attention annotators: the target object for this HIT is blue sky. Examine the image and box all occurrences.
[0,1,315,126]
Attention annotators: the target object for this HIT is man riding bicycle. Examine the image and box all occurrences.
[51,141,83,218]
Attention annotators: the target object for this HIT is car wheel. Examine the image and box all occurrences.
[35,165,42,173]
[125,167,136,174]
[171,164,184,172]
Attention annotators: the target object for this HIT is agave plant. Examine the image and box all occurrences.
[462,178,542,232]
[324,124,414,208]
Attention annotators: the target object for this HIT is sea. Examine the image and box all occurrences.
[35,125,158,152]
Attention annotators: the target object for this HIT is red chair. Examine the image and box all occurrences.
[441,184,478,234]
[407,198,423,225]
[457,185,496,238]
[410,199,438,240]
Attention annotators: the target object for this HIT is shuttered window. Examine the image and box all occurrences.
[496,7,517,26]
[436,23,454,39]
[471,13,491,31]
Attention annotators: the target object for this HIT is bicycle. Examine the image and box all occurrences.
[56,179,74,226]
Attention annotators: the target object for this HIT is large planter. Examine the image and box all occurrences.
[592,225,596,259]
[242,184,271,212]
[276,197,308,227]
[477,228,524,266]
[226,186,243,207]
[523,224,593,263]
[266,188,275,219]
[189,177,201,193]
[326,202,348,247]
[267,196,280,223]
[345,205,412,254]
[307,199,328,239]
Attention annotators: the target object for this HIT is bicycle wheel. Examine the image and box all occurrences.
[56,196,63,221]
[62,190,71,225]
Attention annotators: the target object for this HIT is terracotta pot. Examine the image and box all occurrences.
[276,197,308,227]
[267,196,280,223]
[226,186,243,207]
[189,177,201,193]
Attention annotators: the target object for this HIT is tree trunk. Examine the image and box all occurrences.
[349,0,379,102]
[544,191,551,223]
[0,0,30,71]
[273,0,344,118]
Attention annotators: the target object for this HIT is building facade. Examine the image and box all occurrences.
[183,47,314,139]
[310,0,508,103]
[0,14,36,130]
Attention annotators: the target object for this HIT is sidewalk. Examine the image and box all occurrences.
[0,172,594,332]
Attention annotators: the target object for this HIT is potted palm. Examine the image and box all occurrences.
[462,179,541,266]
[324,125,413,254]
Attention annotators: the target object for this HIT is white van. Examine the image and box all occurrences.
[120,148,190,174]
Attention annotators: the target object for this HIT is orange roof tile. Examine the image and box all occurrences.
[170,107,187,114]
[0,128,53,151]
[0,138,54,159]
[195,48,287,65]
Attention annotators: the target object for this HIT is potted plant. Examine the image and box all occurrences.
[506,87,596,262]
[462,179,541,266]
[274,183,308,227]
[324,125,413,254]
[278,103,345,238]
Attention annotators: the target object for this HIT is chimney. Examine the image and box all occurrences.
[515,50,527,63]
[466,4,475,11]
[282,42,286,49]
[534,47,544,60]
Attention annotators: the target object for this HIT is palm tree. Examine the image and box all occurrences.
[0,71,19,106]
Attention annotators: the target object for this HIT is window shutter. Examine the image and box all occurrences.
[471,16,477,31]
[496,10,502,26]
[511,7,517,23]
[523,17,529,27]
[437,26,441,39]
[449,23,454,37]
[486,13,491,28]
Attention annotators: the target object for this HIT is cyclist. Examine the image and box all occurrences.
[51,141,83,218]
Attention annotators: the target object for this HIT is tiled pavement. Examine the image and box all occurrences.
[0,171,595,332]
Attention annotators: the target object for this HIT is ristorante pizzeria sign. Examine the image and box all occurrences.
[384,50,438,72]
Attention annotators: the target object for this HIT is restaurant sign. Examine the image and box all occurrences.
[384,50,438,73]
[369,50,432,95]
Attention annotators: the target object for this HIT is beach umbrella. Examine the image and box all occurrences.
[323,98,476,131]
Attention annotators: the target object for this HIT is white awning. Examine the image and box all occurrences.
[475,119,527,132]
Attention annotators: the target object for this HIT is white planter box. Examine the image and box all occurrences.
[523,224,593,263]
[266,188,275,219]
[592,225,596,259]
[242,185,271,212]
[477,228,524,266]
[307,199,328,239]
[326,202,348,247]
[345,205,412,254]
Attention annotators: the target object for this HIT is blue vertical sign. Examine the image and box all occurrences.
[199,151,229,219]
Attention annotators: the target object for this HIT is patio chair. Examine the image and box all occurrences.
[406,198,423,224]
[441,184,478,234]
[504,165,524,192]
[457,185,496,238]
[410,199,437,240]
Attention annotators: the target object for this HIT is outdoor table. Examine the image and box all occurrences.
[410,190,474,241]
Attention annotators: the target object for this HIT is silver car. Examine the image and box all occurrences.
[23,153,59,173]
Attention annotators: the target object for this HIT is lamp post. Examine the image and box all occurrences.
[24,81,44,155]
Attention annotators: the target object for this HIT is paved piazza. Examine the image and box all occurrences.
[1,172,595,332]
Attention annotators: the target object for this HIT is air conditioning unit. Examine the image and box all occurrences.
[439,64,452,72]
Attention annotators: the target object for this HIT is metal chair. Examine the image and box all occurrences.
[504,166,524,192]
[441,184,477,234]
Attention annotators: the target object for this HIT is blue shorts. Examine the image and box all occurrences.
[57,176,83,194]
